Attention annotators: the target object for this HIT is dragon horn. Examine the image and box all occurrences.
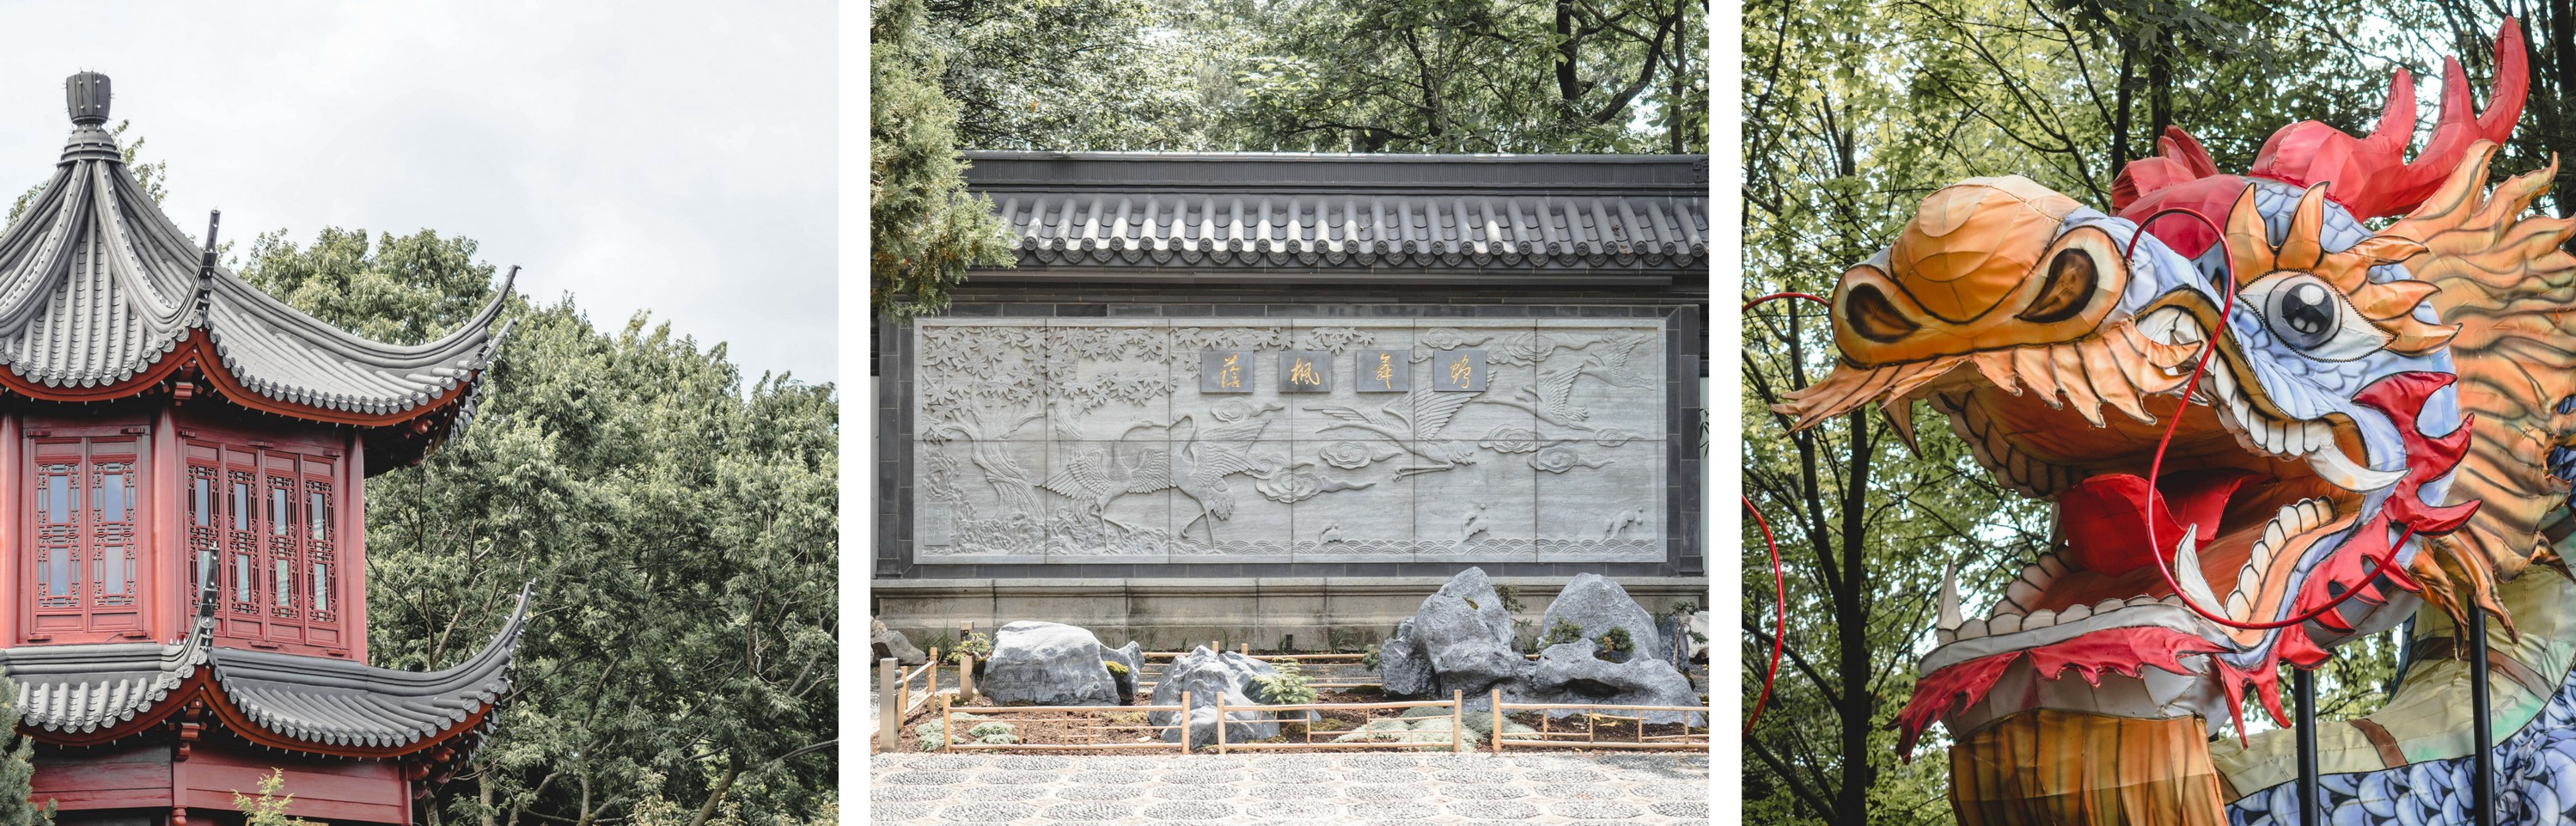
[2249,18,2527,219]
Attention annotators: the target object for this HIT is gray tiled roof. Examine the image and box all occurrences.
[0,585,528,750]
[962,152,1707,276]
[208,588,528,750]
[2,628,206,735]
[0,116,507,414]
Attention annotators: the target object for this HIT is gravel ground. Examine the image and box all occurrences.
[868,751,1712,825]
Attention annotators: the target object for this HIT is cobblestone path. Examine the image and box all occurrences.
[870,751,1712,824]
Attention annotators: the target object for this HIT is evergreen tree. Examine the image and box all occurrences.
[870,0,1015,319]
[0,675,52,826]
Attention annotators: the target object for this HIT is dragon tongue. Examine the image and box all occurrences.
[2056,469,2258,577]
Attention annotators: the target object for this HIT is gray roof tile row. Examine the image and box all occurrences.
[964,152,1708,274]
[0,586,528,750]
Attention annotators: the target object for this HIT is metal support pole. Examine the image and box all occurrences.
[2470,607,2497,826]
[2295,667,2318,826]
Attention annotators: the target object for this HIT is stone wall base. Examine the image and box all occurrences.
[871,576,1710,652]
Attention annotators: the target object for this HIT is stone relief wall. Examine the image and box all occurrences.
[913,318,1665,564]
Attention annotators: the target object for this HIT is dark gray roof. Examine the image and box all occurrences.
[961,152,1707,279]
[208,589,527,750]
[3,631,205,735]
[0,76,509,414]
[0,585,528,750]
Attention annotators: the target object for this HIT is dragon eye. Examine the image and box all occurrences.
[2243,272,2390,361]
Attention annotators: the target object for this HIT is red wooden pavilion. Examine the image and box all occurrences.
[0,72,523,826]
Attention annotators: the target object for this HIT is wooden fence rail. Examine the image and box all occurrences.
[1489,692,1712,752]
[939,691,1194,754]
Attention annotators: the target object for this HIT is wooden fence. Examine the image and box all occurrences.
[937,692,1193,753]
[1489,689,1712,751]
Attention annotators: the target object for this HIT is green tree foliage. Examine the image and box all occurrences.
[1743,0,2422,822]
[232,769,322,826]
[925,0,1707,154]
[0,675,52,826]
[930,0,1229,150]
[236,230,836,826]
[872,0,1018,319]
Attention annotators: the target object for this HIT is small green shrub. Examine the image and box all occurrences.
[966,721,1017,745]
[1360,644,1382,671]
[1598,627,1633,658]
[1537,619,1584,650]
[1495,583,1526,615]
[943,632,992,664]
[1253,658,1317,707]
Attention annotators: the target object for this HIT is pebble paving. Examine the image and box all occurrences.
[870,752,1712,825]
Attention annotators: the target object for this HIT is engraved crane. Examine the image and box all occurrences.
[1041,414,1277,543]
[1040,421,1172,534]
[1308,387,1480,476]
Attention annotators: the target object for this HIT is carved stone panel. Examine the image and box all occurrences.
[912,318,1666,565]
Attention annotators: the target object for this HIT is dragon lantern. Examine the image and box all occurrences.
[1777,19,2576,826]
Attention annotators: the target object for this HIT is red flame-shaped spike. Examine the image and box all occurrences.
[2248,19,2528,219]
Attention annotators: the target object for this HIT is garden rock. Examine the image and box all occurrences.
[1101,640,1144,701]
[1148,646,1284,748]
[1536,573,1663,664]
[980,621,1122,706]
[1520,642,1706,725]
[870,618,926,666]
[1377,567,1527,698]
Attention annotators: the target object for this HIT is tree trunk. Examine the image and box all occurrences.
[691,762,742,826]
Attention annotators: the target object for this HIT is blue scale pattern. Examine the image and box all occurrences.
[2228,661,2576,825]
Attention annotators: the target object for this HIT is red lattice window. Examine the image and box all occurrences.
[24,432,144,640]
[186,438,344,653]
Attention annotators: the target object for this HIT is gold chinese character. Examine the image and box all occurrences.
[1219,353,1242,389]
[1373,352,1394,388]
[1449,353,1474,386]
[1290,358,1321,386]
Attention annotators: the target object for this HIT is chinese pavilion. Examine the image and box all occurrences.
[0,73,524,825]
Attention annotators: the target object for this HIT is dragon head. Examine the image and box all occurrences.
[1775,19,2576,823]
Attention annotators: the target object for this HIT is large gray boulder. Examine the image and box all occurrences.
[1377,619,1433,695]
[1536,573,1663,664]
[980,621,1122,706]
[1377,567,1528,699]
[1518,642,1706,725]
[1148,646,1286,748]
[870,618,927,666]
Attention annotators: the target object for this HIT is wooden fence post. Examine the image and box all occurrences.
[1215,692,1228,755]
[1451,690,1464,753]
[1178,691,1192,754]
[1490,688,1504,753]
[938,696,953,753]
[878,658,899,754]
[927,647,939,699]
[960,653,977,702]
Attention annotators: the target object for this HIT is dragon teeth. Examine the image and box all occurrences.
[2173,526,2226,615]
[1987,615,2019,635]
[1939,565,1963,631]
[1956,619,1989,640]
[2308,444,2406,492]
[2058,603,2090,622]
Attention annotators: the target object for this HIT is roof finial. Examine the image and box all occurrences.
[65,71,109,126]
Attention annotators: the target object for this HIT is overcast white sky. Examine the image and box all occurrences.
[0,1,836,382]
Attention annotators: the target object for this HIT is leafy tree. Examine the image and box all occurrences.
[0,675,52,826]
[235,227,837,826]
[930,0,1229,150]
[872,0,1017,319]
[232,769,321,826]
